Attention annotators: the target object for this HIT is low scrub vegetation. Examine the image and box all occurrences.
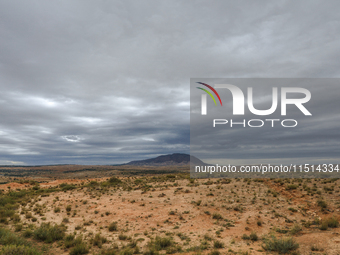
[262,235,299,254]
[34,223,66,243]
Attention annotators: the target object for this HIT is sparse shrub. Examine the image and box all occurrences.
[23,229,33,238]
[151,236,173,251]
[288,208,297,212]
[325,216,339,228]
[166,245,181,254]
[119,233,128,240]
[311,245,323,251]
[1,244,41,255]
[99,248,118,255]
[213,240,224,249]
[233,205,243,212]
[12,214,20,223]
[92,233,107,248]
[290,224,302,235]
[108,177,122,186]
[317,199,327,209]
[108,222,118,232]
[212,213,223,220]
[34,223,66,243]
[262,235,299,254]
[54,207,60,213]
[69,242,89,255]
[286,184,298,190]
[120,248,133,255]
[14,224,23,232]
[208,251,220,255]
[65,234,76,248]
[241,234,250,240]
[320,216,339,230]
[257,220,262,226]
[66,205,72,212]
[203,234,212,241]
[249,232,258,241]
[0,227,28,246]
[60,183,76,191]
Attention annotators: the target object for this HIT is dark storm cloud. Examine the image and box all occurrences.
[0,1,339,164]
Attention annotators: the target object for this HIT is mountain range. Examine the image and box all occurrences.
[124,153,205,166]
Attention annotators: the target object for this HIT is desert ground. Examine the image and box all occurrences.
[0,166,339,255]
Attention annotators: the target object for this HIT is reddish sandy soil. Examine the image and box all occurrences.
[5,177,339,254]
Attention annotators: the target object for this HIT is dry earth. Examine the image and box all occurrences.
[1,175,339,255]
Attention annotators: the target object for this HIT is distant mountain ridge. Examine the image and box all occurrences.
[125,153,205,166]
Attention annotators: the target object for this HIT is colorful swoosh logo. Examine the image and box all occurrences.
[196,82,223,106]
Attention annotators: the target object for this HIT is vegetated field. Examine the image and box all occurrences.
[0,166,339,254]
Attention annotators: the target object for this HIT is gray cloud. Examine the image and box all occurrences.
[0,0,339,164]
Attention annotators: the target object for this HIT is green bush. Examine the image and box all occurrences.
[288,207,297,212]
[23,229,33,238]
[66,205,72,212]
[317,199,327,209]
[319,221,328,230]
[151,236,173,251]
[213,240,224,249]
[0,227,28,246]
[14,224,23,232]
[241,234,250,240]
[208,251,220,255]
[143,249,159,255]
[1,244,41,255]
[92,233,107,248]
[120,248,133,255]
[165,245,181,254]
[0,228,41,254]
[249,232,258,241]
[108,222,118,232]
[320,216,339,230]
[108,177,122,186]
[34,223,66,243]
[60,183,76,191]
[65,234,83,249]
[99,248,118,255]
[286,184,298,190]
[325,216,339,228]
[69,242,89,255]
[262,235,299,254]
[212,213,223,220]
[118,234,128,240]
[290,224,302,235]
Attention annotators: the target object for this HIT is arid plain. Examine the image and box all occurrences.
[0,165,339,255]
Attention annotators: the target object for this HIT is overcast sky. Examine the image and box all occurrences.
[0,0,339,165]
